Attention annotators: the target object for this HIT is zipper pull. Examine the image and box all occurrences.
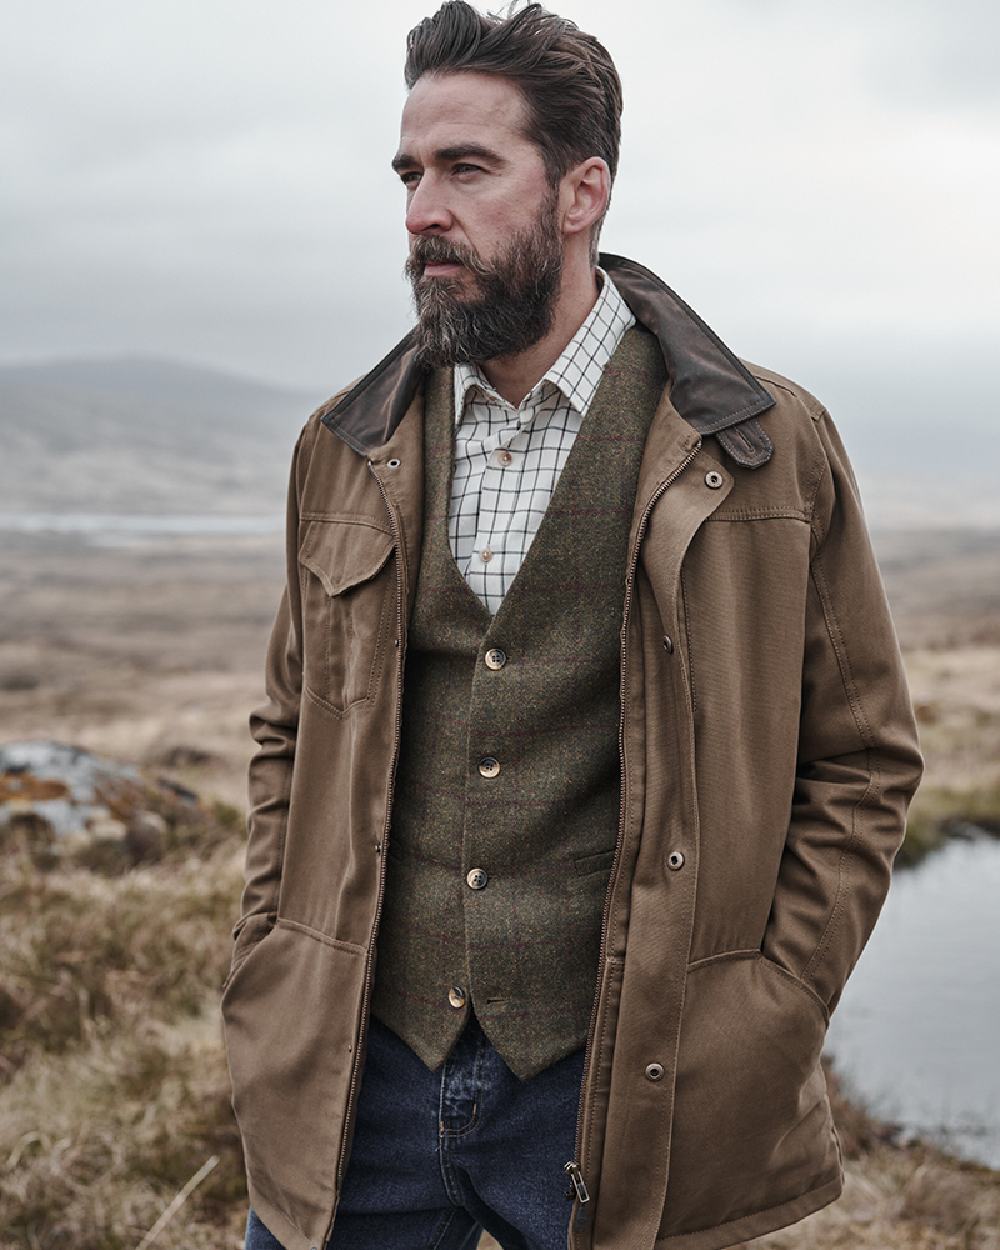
[564,1160,590,1203]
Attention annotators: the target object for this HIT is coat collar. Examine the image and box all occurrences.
[318,252,776,469]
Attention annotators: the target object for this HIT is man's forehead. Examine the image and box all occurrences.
[398,71,531,148]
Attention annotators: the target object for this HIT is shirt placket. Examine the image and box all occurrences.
[471,401,536,613]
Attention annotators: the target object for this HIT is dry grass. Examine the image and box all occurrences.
[0,1000,246,1250]
[0,834,238,1073]
[0,835,250,1249]
[1,529,999,1247]
[1,822,997,1250]
[748,1148,1000,1250]
[895,644,1000,866]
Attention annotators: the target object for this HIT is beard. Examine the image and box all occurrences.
[404,186,563,369]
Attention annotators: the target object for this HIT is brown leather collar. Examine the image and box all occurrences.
[318,252,775,469]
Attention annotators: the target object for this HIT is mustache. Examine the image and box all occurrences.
[404,236,489,281]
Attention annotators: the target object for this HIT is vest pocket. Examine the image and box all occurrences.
[297,518,395,713]
[573,847,616,875]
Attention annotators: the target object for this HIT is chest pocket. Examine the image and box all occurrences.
[297,517,396,713]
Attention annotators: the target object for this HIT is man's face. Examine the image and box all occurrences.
[392,71,565,367]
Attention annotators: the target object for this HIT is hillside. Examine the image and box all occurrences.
[0,355,319,515]
[1,353,998,529]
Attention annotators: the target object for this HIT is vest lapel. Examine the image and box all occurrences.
[421,326,667,627]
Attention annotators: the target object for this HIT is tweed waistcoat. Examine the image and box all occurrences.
[369,325,665,1080]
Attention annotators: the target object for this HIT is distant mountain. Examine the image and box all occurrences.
[1,353,995,528]
[0,355,325,515]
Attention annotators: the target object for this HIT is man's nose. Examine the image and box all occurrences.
[405,175,453,236]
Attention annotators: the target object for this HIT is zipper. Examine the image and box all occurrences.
[565,437,701,1234]
[323,458,408,1246]
[565,1160,590,1203]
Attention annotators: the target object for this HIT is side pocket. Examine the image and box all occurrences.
[658,950,838,1238]
[757,952,830,1027]
[220,922,367,1231]
[223,912,275,996]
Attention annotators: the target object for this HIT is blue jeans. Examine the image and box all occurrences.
[244,1010,586,1249]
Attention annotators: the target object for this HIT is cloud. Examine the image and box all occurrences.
[856,0,1000,111]
[1,0,997,489]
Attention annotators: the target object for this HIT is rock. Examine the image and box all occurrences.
[0,809,57,866]
[0,740,226,873]
[126,810,167,864]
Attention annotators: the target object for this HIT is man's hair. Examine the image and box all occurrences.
[404,1,623,256]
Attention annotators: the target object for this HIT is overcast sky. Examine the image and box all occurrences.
[3,0,998,517]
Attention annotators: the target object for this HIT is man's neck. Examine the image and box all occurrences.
[478,258,600,407]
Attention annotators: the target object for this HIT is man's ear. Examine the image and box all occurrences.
[560,157,611,240]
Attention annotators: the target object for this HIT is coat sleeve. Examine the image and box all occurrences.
[227,421,309,980]
[761,403,925,1018]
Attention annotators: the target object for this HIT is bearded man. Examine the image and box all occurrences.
[222,4,925,1249]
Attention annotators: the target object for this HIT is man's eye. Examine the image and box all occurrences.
[453,163,483,176]
[399,171,421,187]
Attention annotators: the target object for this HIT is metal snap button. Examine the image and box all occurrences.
[645,1062,665,1081]
[485,647,507,670]
[448,985,467,1008]
[704,470,723,489]
[662,635,674,654]
[667,850,685,870]
[467,867,488,890]
[387,457,401,469]
[478,756,501,778]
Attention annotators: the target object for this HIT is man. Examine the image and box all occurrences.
[222,4,925,1249]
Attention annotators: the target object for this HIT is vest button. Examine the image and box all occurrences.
[466,867,488,890]
[478,756,501,778]
[662,635,674,654]
[448,985,467,1008]
[667,850,685,870]
[704,470,724,489]
[387,457,401,469]
[484,647,507,670]
[645,1062,665,1081]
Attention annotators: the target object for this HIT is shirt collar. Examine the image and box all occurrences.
[453,266,635,425]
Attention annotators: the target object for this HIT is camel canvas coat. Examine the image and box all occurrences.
[220,253,925,1250]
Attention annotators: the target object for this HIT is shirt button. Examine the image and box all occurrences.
[467,867,488,890]
[485,647,507,670]
[478,756,501,778]
[481,547,494,562]
[494,448,513,466]
[448,985,467,1008]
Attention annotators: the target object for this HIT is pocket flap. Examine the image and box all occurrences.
[297,518,394,597]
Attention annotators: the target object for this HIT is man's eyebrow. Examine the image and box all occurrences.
[391,143,508,173]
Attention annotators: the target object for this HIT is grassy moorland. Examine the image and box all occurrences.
[1,525,998,1248]
[0,791,998,1250]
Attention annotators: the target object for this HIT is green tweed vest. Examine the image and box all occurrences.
[369,325,665,1080]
